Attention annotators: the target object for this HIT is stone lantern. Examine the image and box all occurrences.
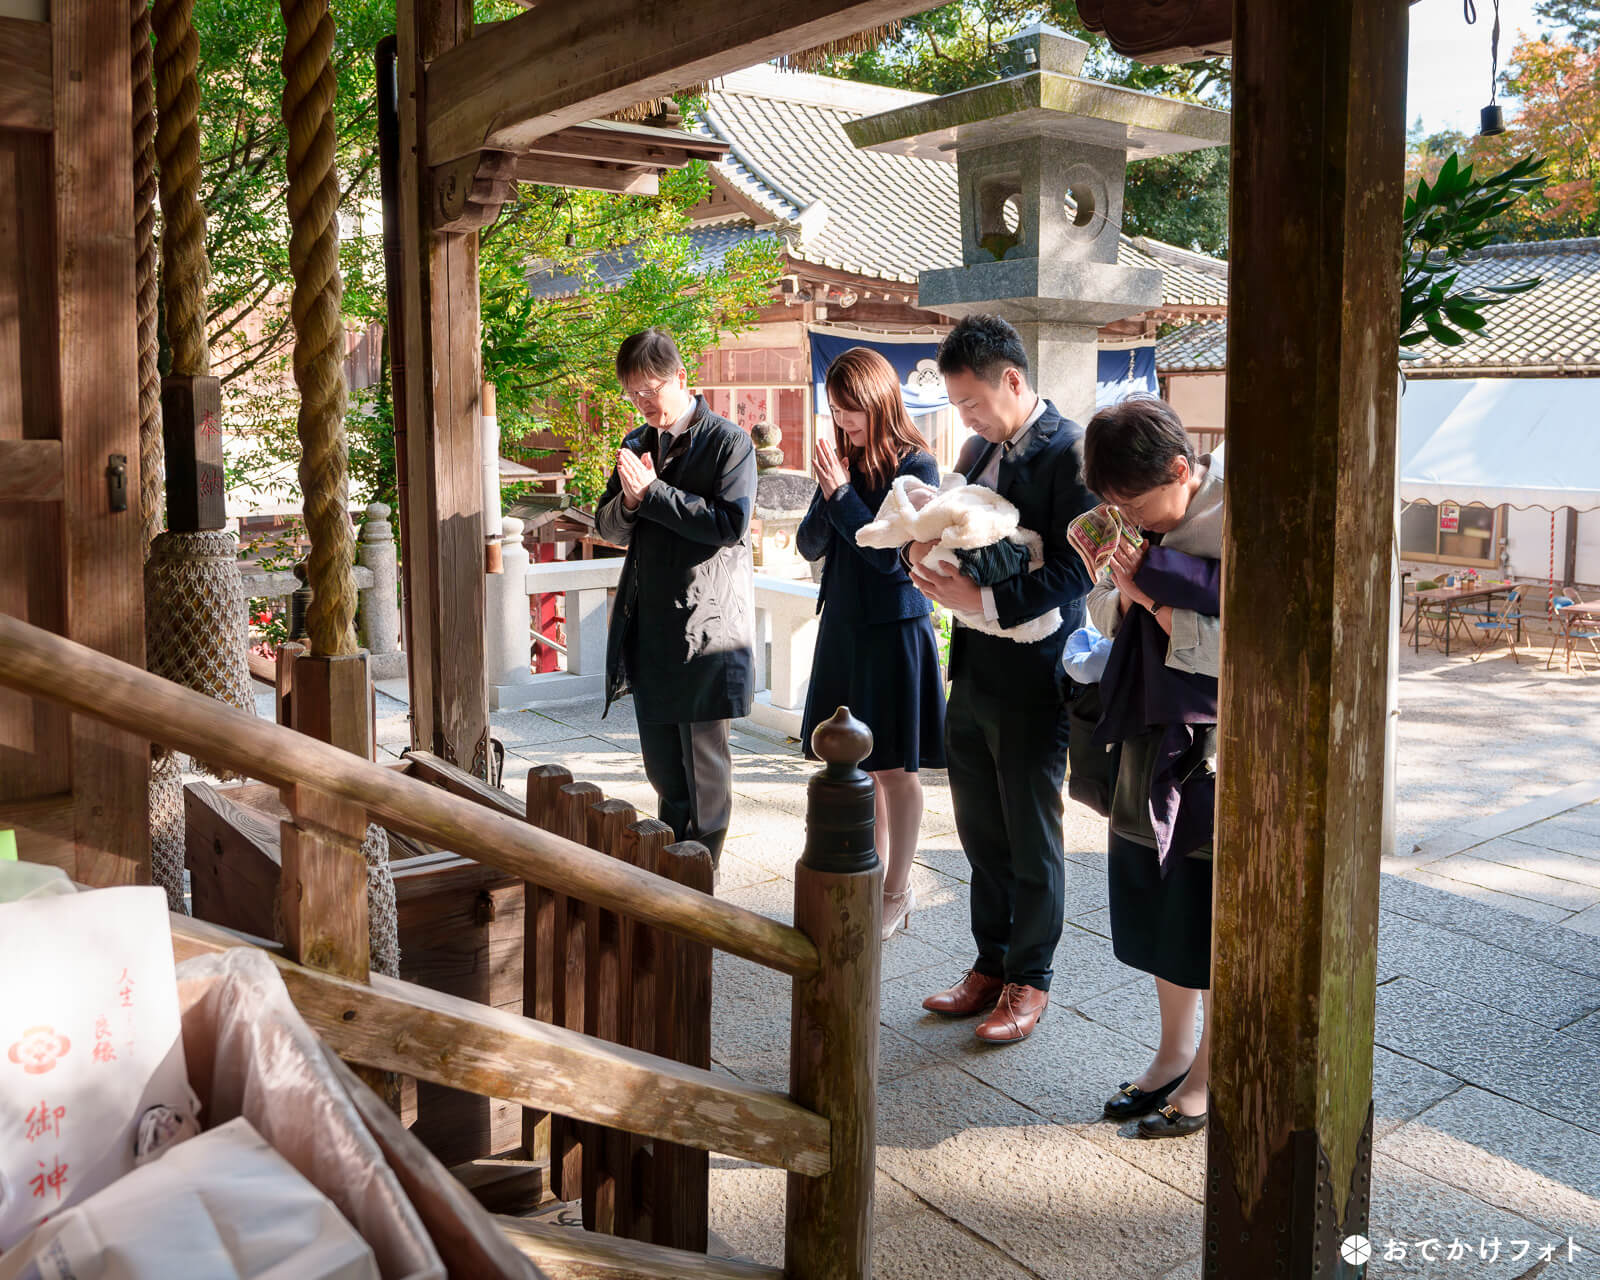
[844,24,1228,424]
[749,421,818,579]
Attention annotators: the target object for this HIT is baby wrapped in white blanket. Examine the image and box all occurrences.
[855,473,1062,644]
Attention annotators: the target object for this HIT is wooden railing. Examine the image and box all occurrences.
[0,613,883,1279]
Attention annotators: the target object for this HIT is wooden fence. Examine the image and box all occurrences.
[0,613,883,1279]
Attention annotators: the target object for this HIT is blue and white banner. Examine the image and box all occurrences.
[809,327,1157,416]
[809,330,948,416]
[1095,345,1158,407]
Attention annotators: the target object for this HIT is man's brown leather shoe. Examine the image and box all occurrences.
[921,969,1005,1017]
[974,983,1049,1043]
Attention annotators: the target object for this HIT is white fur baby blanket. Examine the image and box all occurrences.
[855,473,1062,644]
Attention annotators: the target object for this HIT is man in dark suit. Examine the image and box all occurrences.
[595,328,757,873]
[910,314,1097,1043]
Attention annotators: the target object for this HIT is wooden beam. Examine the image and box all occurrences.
[522,123,727,168]
[56,0,147,887]
[169,913,832,1178]
[403,747,524,820]
[1076,0,1231,62]
[0,439,63,501]
[0,16,51,133]
[395,0,490,770]
[513,154,659,196]
[1208,0,1408,1270]
[496,1217,784,1280]
[423,0,947,164]
[0,611,821,980]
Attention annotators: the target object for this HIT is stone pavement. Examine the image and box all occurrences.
[356,658,1600,1279]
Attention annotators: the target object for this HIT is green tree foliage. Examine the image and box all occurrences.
[811,0,1232,255]
[479,167,781,502]
[194,0,389,381]
[201,0,779,513]
[1400,153,1547,356]
[196,0,390,509]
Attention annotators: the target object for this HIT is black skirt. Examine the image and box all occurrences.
[1107,830,1213,989]
[801,611,946,773]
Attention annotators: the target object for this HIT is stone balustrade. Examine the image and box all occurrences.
[483,539,822,730]
[236,502,405,680]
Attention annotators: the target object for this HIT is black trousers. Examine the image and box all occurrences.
[945,662,1071,991]
[637,718,733,867]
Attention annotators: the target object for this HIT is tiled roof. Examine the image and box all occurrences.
[1155,239,1600,374]
[1155,318,1227,371]
[697,65,1229,309]
[526,222,781,300]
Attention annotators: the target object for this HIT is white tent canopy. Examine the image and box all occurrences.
[1399,377,1600,512]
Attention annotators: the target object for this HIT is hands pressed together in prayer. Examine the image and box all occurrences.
[812,434,850,499]
[1109,540,1172,634]
[617,447,658,509]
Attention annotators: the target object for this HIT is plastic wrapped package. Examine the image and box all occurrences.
[0,1117,378,1280]
[0,863,75,904]
[175,950,444,1280]
[176,948,536,1280]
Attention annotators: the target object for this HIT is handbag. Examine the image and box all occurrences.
[1066,683,1121,818]
[1109,726,1217,860]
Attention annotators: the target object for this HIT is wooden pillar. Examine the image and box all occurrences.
[392,0,490,774]
[1209,0,1409,1273]
[785,708,880,1280]
[159,374,226,531]
[58,0,149,886]
[278,783,369,983]
[289,651,375,760]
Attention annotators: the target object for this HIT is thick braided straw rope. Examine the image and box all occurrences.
[148,0,253,786]
[146,531,255,718]
[135,0,191,866]
[281,0,356,658]
[281,0,396,965]
[362,824,400,977]
[133,0,163,557]
[149,752,187,914]
[153,0,208,379]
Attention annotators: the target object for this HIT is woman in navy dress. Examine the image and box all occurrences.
[798,346,946,940]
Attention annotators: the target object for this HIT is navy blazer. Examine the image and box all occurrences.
[796,449,940,625]
[948,400,1097,691]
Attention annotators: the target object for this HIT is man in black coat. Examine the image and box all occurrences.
[909,315,1097,1044]
[594,328,757,871]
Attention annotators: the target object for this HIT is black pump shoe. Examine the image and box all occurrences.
[1136,1102,1208,1139]
[1102,1070,1189,1121]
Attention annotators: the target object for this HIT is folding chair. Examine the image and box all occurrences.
[1546,597,1600,673]
[1471,587,1525,662]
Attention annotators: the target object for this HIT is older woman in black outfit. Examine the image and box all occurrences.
[1084,397,1222,1139]
[798,347,945,941]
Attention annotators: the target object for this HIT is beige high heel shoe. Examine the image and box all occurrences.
[881,886,915,941]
